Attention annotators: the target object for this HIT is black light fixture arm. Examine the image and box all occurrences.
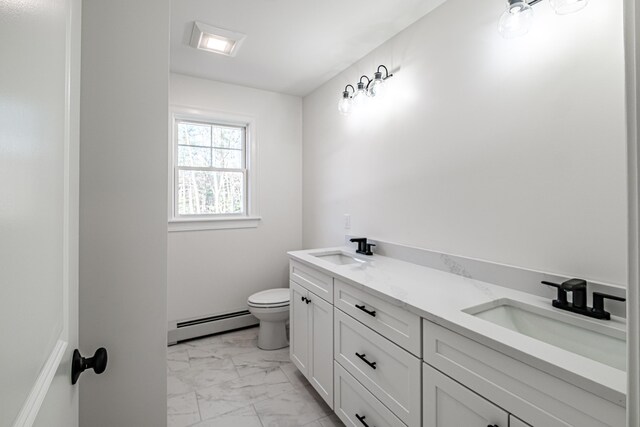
[342,84,355,98]
[359,75,372,90]
[376,64,393,79]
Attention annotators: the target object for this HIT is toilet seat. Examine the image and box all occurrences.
[247,288,290,308]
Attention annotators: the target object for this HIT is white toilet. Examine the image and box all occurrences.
[247,288,290,350]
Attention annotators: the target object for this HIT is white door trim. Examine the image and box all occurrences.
[623,0,639,425]
[12,339,68,427]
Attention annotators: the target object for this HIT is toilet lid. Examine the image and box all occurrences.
[248,288,290,306]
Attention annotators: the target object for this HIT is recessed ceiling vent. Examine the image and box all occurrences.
[189,21,246,57]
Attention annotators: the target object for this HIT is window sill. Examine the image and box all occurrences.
[168,216,262,232]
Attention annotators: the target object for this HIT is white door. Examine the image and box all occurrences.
[0,0,82,425]
[290,282,310,374]
[423,364,509,427]
[309,294,334,409]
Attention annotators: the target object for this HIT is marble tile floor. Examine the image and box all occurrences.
[167,326,344,427]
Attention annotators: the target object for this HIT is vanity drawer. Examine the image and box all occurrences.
[334,279,421,356]
[290,260,333,303]
[335,309,421,426]
[335,361,407,427]
[422,319,625,427]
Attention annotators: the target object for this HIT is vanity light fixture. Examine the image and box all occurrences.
[352,75,371,107]
[338,84,355,115]
[498,0,588,39]
[368,65,393,98]
[189,21,246,56]
[337,65,394,115]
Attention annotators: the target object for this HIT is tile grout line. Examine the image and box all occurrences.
[253,403,266,427]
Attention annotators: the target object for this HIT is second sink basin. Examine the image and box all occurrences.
[312,251,364,265]
[464,298,626,371]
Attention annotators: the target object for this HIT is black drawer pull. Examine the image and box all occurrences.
[356,414,372,427]
[355,304,376,317]
[355,352,377,369]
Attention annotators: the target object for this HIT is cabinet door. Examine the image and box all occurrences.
[424,363,509,427]
[309,293,334,409]
[290,281,309,375]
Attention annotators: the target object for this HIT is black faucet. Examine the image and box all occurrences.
[542,278,625,320]
[350,237,375,256]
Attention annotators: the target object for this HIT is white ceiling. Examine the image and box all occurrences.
[170,0,447,96]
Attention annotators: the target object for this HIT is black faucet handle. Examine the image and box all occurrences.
[592,292,625,320]
[349,237,367,243]
[365,243,376,255]
[541,281,568,305]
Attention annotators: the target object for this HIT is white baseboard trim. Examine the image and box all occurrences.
[13,339,67,427]
[168,312,258,345]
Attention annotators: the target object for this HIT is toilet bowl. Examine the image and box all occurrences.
[247,288,290,350]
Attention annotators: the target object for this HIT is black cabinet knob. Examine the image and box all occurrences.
[71,347,108,384]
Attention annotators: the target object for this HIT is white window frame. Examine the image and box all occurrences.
[168,106,260,232]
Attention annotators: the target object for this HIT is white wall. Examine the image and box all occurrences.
[79,0,169,425]
[303,0,628,286]
[168,73,302,324]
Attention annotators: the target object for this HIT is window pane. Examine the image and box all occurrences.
[178,170,244,215]
[178,146,211,167]
[213,148,243,169]
[178,122,211,146]
[213,126,243,149]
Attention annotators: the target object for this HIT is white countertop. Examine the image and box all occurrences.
[288,247,627,407]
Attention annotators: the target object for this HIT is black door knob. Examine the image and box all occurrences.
[71,347,108,384]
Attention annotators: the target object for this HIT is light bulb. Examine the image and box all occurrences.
[549,0,588,15]
[498,0,534,39]
[338,92,352,115]
[368,71,385,98]
[352,82,368,107]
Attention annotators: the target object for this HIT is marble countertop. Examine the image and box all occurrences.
[288,247,627,407]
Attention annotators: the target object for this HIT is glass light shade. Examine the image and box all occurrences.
[352,86,367,107]
[549,0,588,15]
[338,94,352,115]
[368,74,385,98]
[498,0,534,39]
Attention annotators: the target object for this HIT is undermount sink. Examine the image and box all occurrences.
[464,299,626,371]
[312,251,364,265]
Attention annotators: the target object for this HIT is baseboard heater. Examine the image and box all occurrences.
[168,309,258,345]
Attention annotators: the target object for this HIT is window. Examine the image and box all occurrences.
[169,112,259,231]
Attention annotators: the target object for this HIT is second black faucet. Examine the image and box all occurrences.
[350,237,375,256]
[542,278,625,320]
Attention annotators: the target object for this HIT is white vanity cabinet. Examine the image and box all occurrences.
[422,319,625,427]
[290,281,310,373]
[423,363,509,427]
[334,362,406,427]
[289,262,335,409]
[334,279,421,357]
[335,309,421,426]
[289,251,625,427]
